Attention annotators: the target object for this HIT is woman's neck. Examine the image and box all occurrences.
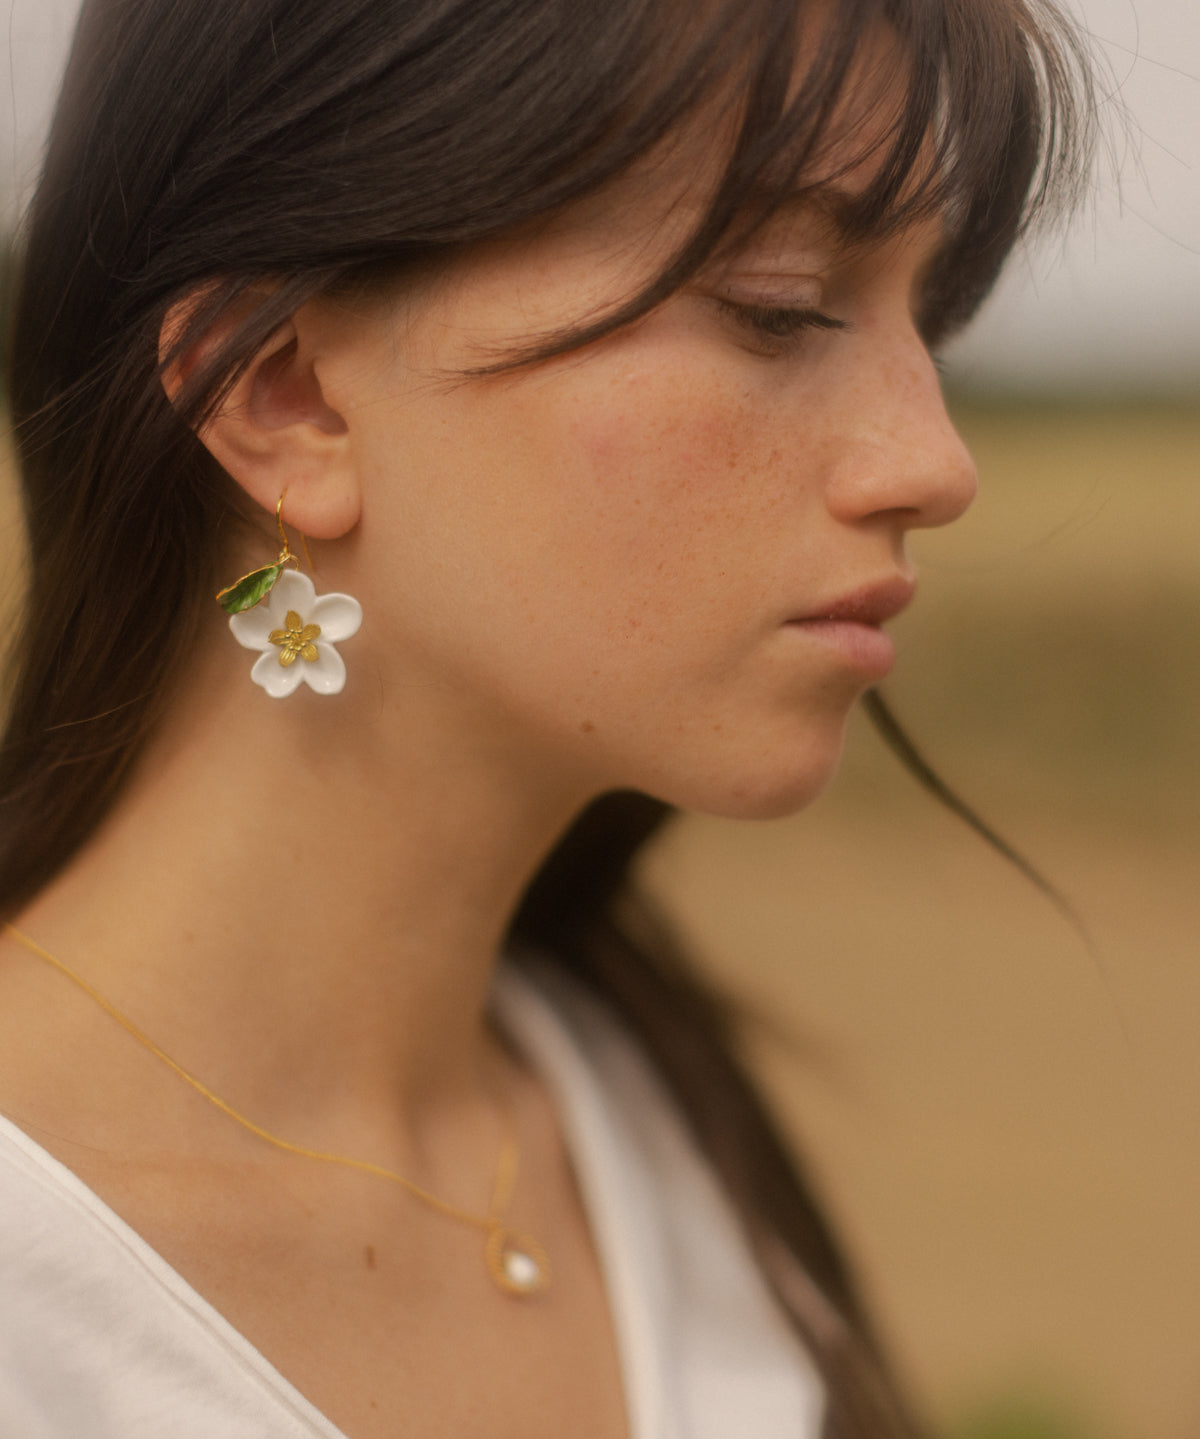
[6,623,589,1146]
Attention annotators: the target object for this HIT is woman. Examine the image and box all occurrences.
[0,0,1093,1435]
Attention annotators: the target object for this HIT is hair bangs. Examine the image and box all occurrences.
[488,0,1095,370]
[717,0,1097,339]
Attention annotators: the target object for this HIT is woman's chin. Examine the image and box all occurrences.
[691,769,840,823]
[640,725,849,823]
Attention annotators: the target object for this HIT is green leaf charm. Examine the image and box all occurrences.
[216,562,286,615]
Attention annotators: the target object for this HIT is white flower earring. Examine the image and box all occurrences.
[216,494,362,698]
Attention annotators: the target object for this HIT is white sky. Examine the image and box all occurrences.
[2,0,1198,395]
[947,0,1200,395]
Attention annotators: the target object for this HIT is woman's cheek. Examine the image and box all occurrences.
[558,360,762,548]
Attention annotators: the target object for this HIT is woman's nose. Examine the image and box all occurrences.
[823,341,978,532]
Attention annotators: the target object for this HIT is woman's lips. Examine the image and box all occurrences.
[797,575,917,625]
[784,576,916,678]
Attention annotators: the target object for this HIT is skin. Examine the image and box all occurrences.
[0,78,975,1439]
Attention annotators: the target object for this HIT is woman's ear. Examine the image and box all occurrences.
[159,295,361,541]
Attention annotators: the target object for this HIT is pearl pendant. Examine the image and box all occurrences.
[502,1246,542,1291]
[484,1225,551,1297]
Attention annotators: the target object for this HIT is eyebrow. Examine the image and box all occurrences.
[770,182,862,230]
[733,169,949,265]
[719,179,865,254]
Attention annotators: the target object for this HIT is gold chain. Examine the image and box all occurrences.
[1,923,551,1297]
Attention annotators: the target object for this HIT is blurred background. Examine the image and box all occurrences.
[2,1,1198,1436]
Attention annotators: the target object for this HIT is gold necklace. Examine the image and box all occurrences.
[2,923,550,1297]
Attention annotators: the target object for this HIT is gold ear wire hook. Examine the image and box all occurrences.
[277,490,315,573]
[275,492,293,562]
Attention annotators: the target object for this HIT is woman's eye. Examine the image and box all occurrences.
[718,299,849,351]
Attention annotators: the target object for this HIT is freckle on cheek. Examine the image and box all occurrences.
[580,721,596,734]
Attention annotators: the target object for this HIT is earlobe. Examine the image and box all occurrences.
[158,295,361,541]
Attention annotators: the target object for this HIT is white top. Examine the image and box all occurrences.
[0,963,824,1438]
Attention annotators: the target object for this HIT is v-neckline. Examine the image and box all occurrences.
[0,962,658,1439]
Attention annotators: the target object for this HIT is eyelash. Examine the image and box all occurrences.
[718,300,849,349]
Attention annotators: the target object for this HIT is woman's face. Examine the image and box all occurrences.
[322,133,977,820]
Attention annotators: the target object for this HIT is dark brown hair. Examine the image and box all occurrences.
[2,0,1093,1433]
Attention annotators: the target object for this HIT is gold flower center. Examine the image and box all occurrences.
[269,611,322,667]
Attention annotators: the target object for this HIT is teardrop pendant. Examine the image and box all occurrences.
[484,1224,551,1297]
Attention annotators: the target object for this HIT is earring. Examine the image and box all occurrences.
[216,495,362,699]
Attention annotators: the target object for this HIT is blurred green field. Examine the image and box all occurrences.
[3,400,1199,1438]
